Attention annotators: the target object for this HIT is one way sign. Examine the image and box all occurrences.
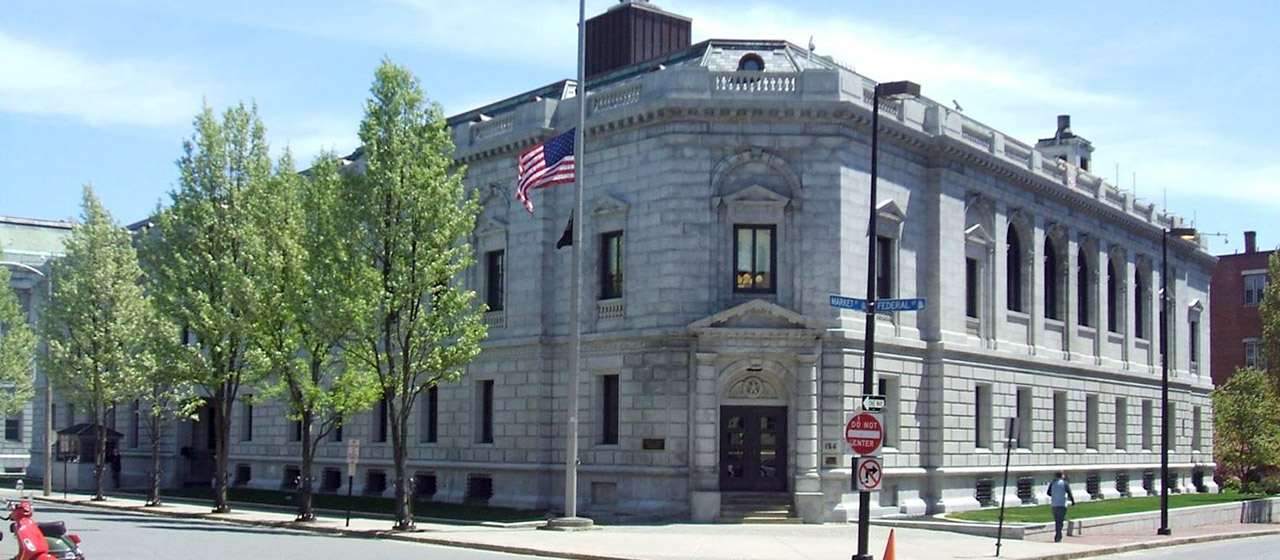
[855,456,883,491]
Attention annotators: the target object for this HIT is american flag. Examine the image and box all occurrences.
[515,128,575,213]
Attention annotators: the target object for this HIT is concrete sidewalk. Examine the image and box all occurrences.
[6,489,1277,560]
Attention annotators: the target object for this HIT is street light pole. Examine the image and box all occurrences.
[1,261,53,497]
[1158,227,1195,536]
[855,80,920,560]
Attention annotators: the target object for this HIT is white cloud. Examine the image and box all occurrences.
[0,31,208,129]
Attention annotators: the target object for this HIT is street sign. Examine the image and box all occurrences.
[875,298,927,312]
[829,294,866,312]
[855,456,883,491]
[829,295,926,313]
[845,412,884,456]
[861,395,886,412]
[346,438,361,472]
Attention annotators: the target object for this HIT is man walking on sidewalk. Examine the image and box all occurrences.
[1047,470,1076,542]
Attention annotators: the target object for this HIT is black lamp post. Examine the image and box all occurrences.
[855,80,920,560]
[1158,226,1196,536]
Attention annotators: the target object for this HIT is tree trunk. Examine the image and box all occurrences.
[297,411,316,522]
[92,407,106,501]
[212,385,231,513]
[147,420,162,506]
[391,393,413,530]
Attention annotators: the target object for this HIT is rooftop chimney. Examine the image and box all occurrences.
[1245,230,1257,253]
[1036,114,1094,171]
[585,1,692,78]
[1056,115,1073,138]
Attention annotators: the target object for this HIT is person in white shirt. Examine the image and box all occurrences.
[1046,470,1076,542]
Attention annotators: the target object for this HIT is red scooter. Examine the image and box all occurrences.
[3,501,84,560]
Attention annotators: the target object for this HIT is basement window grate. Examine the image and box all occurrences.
[1142,470,1155,496]
[975,477,995,507]
[414,472,437,500]
[1116,472,1130,497]
[1016,476,1035,504]
[466,474,493,504]
[1086,473,1101,500]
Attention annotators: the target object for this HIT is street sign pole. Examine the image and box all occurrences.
[346,438,360,528]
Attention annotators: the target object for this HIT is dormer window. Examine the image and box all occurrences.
[737,54,765,72]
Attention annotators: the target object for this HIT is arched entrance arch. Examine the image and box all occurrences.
[719,367,789,492]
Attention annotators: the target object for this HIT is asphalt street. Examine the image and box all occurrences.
[5,503,548,560]
[1094,534,1280,559]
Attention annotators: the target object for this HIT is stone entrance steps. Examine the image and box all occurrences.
[718,492,800,524]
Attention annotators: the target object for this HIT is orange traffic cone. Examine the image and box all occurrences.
[882,529,896,560]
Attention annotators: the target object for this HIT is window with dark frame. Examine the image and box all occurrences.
[4,417,19,442]
[1107,259,1120,332]
[242,397,253,442]
[422,385,438,443]
[130,399,140,448]
[1006,226,1024,312]
[1044,239,1060,320]
[376,396,388,443]
[1189,318,1199,365]
[876,235,893,299]
[734,225,776,293]
[600,231,624,300]
[1077,248,1091,327]
[485,250,504,312]
[478,380,494,444]
[1134,268,1147,339]
[965,257,979,319]
[1244,273,1266,306]
[601,375,619,445]
[292,419,302,442]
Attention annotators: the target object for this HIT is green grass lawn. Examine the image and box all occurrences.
[123,486,546,524]
[947,492,1267,523]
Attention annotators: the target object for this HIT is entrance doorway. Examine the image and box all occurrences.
[720,406,787,492]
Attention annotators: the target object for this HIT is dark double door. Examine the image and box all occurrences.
[720,406,787,492]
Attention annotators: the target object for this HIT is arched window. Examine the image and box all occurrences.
[737,53,765,72]
[1077,247,1093,327]
[1006,225,1024,312]
[1044,238,1061,320]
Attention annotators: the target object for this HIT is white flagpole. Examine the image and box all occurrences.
[563,0,588,524]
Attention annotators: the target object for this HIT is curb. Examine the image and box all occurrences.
[25,495,1280,560]
[1019,527,1280,560]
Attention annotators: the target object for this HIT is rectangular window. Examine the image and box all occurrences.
[4,417,20,442]
[1116,397,1128,450]
[106,405,117,432]
[1141,399,1154,451]
[376,396,389,443]
[51,404,56,430]
[66,404,75,427]
[876,235,893,299]
[1244,273,1267,306]
[476,380,494,444]
[965,258,979,319]
[1168,403,1179,452]
[1107,261,1120,333]
[130,399,140,449]
[879,377,900,448]
[331,417,343,442]
[421,386,438,443]
[974,384,992,449]
[1192,406,1203,451]
[485,250,504,312]
[292,419,302,442]
[601,375,619,445]
[600,231,624,300]
[1053,391,1067,450]
[1086,395,1099,450]
[1245,339,1260,368]
[242,397,253,442]
[1016,387,1032,449]
[734,225,775,293]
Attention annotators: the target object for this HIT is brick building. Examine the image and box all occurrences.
[1210,231,1274,385]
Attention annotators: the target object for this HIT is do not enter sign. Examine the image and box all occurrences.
[845,412,883,455]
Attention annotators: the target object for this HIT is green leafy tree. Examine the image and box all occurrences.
[40,185,152,500]
[136,303,198,507]
[344,60,487,529]
[0,266,36,417]
[1260,252,1279,387]
[140,103,273,513]
[1213,367,1280,490]
[252,151,379,521]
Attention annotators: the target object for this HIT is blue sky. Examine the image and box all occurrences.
[2,0,1277,254]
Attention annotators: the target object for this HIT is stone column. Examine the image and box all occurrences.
[690,352,720,522]
[794,354,823,522]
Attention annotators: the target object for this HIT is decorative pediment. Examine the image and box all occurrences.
[1187,298,1203,313]
[475,217,507,238]
[965,223,993,246]
[593,194,629,217]
[717,184,791,209]
[689,299,823,335]
[876,199,906,224]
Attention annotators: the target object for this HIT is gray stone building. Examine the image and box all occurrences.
[1,215,70,476]
[96,0,1218,523]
